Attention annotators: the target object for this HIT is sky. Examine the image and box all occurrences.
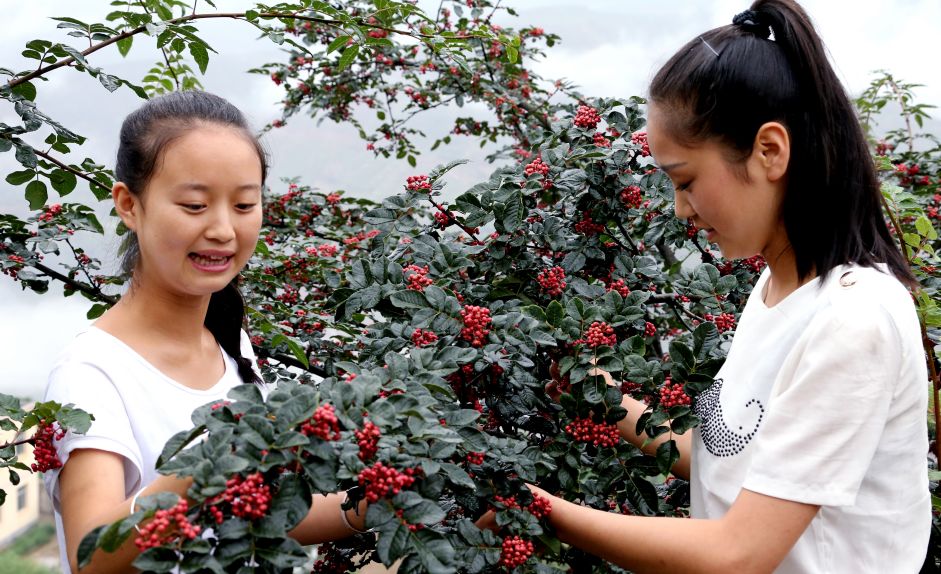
[1,0,940,400]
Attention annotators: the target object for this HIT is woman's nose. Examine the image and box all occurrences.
[673,188,693,221]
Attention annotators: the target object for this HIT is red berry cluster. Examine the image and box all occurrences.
[578,321,617,348]
[742,255,766,273]
[411,328,439,347]
[536,266,566,297]
[523,157,550,177]
[311,542,355,574]
[686,221,699,238]
[592,132,611,148]
[460,305,492,347]
[355,421,381,461]
[357,462,417,503]
[704,313,736,333]
[606,278,630,297]
[134,499,201,551]
[394,508,424,532]
[465,451,485,465]
[30,419,65,472]
[574,213,605,236]
[433,208,451,229]
[620,380,643,395]
[659,380,691,408]
[631,131,650,156]
[644,321,656,337]
[300,404,341,441]
[573,105,601,129]
[526,493,552,519]
[37,204,63,223]
[406,174,432,192]
[620,185,642,209]
[404,264,433,292]
[500,536,535,568]
[565,417,620,447]
[209,473,272,522]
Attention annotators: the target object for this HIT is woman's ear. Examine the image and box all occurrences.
[112,182,139,231]
[752,121,790,182]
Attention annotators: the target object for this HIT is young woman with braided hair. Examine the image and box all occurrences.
[526,1,931,571]
[43,91,365,573]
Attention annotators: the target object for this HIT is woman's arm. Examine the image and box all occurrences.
[288,492,367,544]
[59,449,192,574]
[542,485,818,574]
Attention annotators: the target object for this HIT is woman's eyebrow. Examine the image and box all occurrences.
[655,162,687,174]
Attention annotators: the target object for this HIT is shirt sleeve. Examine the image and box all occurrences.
[42,361,144,509]
[741,296,901,507]
[239,329,271,397]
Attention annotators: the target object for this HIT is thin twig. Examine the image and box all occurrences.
[32,262,117,305]
[33,150,111,196]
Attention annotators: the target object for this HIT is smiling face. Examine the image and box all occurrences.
[646,103,790,262]
[117,124,263,299]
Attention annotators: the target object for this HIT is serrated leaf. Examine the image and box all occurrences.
[189,41,209,74]
[116,35,133,57]
[337,44,360,71]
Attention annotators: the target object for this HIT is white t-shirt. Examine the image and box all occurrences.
[42,327,261,573]
[691,264,931,573]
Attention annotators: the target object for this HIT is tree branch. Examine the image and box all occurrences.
[32,262,117,305]
[34,149,111,196]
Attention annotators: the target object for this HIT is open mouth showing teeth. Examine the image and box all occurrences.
[189,254,232,266]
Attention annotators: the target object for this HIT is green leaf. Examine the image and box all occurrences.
[189,41,209,74]
[6,170,35,186]
[25,180,47,209]
[327,35,351,54]
[11,81,36,102]
[390,290,428,309]
[337,44,360,71]
[49,169,77,196]
[116,36,133,57]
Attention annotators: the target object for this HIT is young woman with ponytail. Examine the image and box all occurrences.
[525,1,931,571]
[43,91,363,573]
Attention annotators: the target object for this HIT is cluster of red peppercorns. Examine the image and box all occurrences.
[500,536,535,568]
[620,185,642,209]
[704,313,736,333]
[460,305,492,347]
[406,174,432,192]
[37,204,63,223]
[686,221,699,238]
[565,417,620,447]
[300,404,341,441]
[574,213,605,235]
[526,493,552,519]
[536,266,566,297]
[411,328,439,347]
[644,321,656,337]
[404,264,434,292]
[30,419,65,472]
[394,508,424,532]
[524,157,550,177]
[357,462,417,503]
[578,321,617,348]
[606,278,630,297]
[355,421,381,461]
[311,542,355,573]
[210,473,272,522]
[433,208,451,229]
[659,380,691,408]
[742,255,766,273]
[592,132,611,148]
[631,131,650,156]
[134,499,201,551]
[573,105,601,129]
[620,380,643,396]
[465,451,485,465]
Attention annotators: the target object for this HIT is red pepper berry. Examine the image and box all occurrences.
[134,499,201,551]
[355,421,381,461]
[564,417,620,448]
[573,105,601,129]
[300,404,341,441]
[30,419,65,473]
[460,305,492,347]
[499,536,535,568]
[536,266,566,297]
[406,174,432,192]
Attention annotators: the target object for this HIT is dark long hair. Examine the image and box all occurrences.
[115,90,266,385]
[648,0,914,286]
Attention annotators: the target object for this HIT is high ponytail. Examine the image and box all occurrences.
[649,0,915,287]
[115,91,268,385]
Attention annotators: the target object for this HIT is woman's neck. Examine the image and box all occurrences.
[102,280,212,347]
[761,244,815,307]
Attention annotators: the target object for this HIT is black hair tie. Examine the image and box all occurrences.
[732,9,772,39]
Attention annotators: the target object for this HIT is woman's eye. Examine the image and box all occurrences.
[675,182,692,192]
[235,203,258,211]
[181,203,205,211]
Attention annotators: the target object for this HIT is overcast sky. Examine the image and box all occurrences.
[2,0,939,400]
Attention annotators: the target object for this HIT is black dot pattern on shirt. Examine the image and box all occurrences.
[694,378,765,458]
